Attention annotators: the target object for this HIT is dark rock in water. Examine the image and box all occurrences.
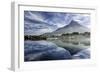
[24,41,72,61]
[72,49,90,59]
[64,47,83,55]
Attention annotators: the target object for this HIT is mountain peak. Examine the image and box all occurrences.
[51,20,90,34]
[63,20,83,28]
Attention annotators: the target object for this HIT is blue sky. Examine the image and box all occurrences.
[24,11,90,35]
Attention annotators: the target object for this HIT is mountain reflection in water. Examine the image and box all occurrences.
[24,40,90,61]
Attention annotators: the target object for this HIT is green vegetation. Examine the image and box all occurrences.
[24,35,47,41]
[62,32,90,36]
[24,32,90,41]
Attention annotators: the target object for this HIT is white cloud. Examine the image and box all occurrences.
[28,11,45,22]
